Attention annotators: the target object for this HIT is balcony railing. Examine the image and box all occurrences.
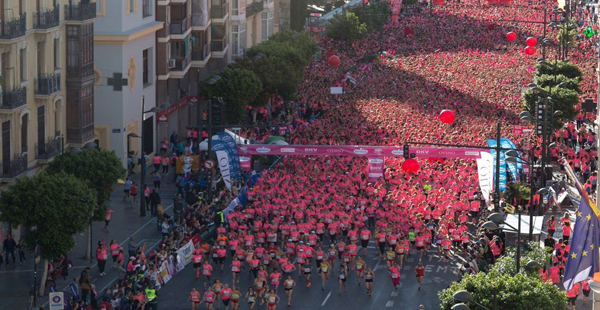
[170,18,190,35]
[1,87,27,110]
[67,63,94,79]
[192,43,211,61]
[34,5,60,29]
[211,38,227,52]
[1,153,28,178]
[0,14,27,40]
[64,3,97,21]
[211,3,229,19]
[35,136,62,160]
[35,74,61,95]
[173,52,192,71]
[246,0,264,17]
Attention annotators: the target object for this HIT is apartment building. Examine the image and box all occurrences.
[154,0,276,139]
[93,0,162,167]
[0,0,95,180]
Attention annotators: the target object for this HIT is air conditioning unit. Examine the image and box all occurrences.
[168,59,176,68]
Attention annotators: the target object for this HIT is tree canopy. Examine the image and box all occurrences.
[439,243,566,310]
[46,149,125,221]
[326,11,368,42]
[0,172,96,259]
[202,67,263,124]
[351,1,391,32]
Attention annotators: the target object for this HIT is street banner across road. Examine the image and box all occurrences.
[237,144,485,159]
[366,157,385,183]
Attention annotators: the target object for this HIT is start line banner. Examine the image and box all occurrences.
[238,145,484,159]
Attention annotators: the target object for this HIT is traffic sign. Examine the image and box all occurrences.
[204,160,215,169]
[49,292,64,310]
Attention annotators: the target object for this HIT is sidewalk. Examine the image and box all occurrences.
[0,167,178,310]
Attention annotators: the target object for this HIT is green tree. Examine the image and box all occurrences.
[351,1,391,32]
[268,30,318,63]
[522,86,578,129]
[438,272,567,310]
[487,242,552,278]
[202,67,263,124]
[533,74,581,93]
[290,0,308,31]
[535,60,582,80]
[0,172,96,295]
[326,11,368,42]
[46,149,125,258]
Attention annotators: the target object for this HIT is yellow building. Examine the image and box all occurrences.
[0,0,96,181]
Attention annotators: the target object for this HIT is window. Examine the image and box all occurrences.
[171,41,184,58]
[143,48,152,86]
[97,0,106,16]
[67,36,80,70]
[231,24,246,56]
[166,43,171,62]
[260,11,273,42]
[20,48,27,82]
[21,114,28,153]
[143,0,151,17]
[129,0,135,13]
[232,0,238,15]
[53,38,60,69]
[37,42,43,78]
[166,6,171,24]
[19,0,25,16]
[261,12,268,42]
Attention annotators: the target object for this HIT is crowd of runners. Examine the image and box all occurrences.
[61,0,600,309]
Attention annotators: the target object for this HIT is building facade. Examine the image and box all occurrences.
[154,0,276,140]
[93,0,162,167]
[0,0,95,181]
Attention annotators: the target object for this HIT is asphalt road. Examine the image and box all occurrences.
[157,243,462,310]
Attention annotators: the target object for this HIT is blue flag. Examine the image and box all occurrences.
[563,184,600,290]
[486,139,507,191]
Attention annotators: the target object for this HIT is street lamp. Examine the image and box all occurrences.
[484,211,523,274]
[453,290,494,310]
[140,96,171,217]
[505,154,536,241]
[205,75,221,204]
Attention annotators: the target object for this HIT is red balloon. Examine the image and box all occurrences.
[439,110,455,124]
[524,46,536,55]
[401,159,419,173]
[525,37,537,46]
[326,51,335,59]
[506,32,517,42]
[328,55,340,68]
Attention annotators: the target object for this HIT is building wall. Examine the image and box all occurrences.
[0,0,96,180]
[94,0,162,167]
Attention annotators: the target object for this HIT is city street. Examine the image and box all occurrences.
[157,243,460,310]
[0,171,177,310]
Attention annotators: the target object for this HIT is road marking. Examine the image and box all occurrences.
[391,290,399,297]
[321,290,333,306]
[373,259,382,271]
[386,301,395,307]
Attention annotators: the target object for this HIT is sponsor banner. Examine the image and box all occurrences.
[476,152,494,202]
[486,140,506,192]
[215,149,232,189]
[502,138,522,181]
[512,125,533,135]
[216,132,241,180]
[237,145,485,159]
[366,157,384,183]
[176,240,194,266]
[156,96,199,121]
[240,156,252,171]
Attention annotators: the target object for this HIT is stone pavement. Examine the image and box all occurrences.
[0,166,178,310]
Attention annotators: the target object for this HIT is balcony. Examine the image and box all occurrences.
[246,0,264,17]
[0,14,27,40]
[35,74,61,95]
[170,18,191,35]
[33,5,60,29]
[35,136,62,160]
[64,3,97,21]
[1,87,27,110]
[173,52,192,71]
[211,3,229,19]
[211,38,227,52]
[67,63,94,79]
[1,153,28,178]
[192,44,211,61]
